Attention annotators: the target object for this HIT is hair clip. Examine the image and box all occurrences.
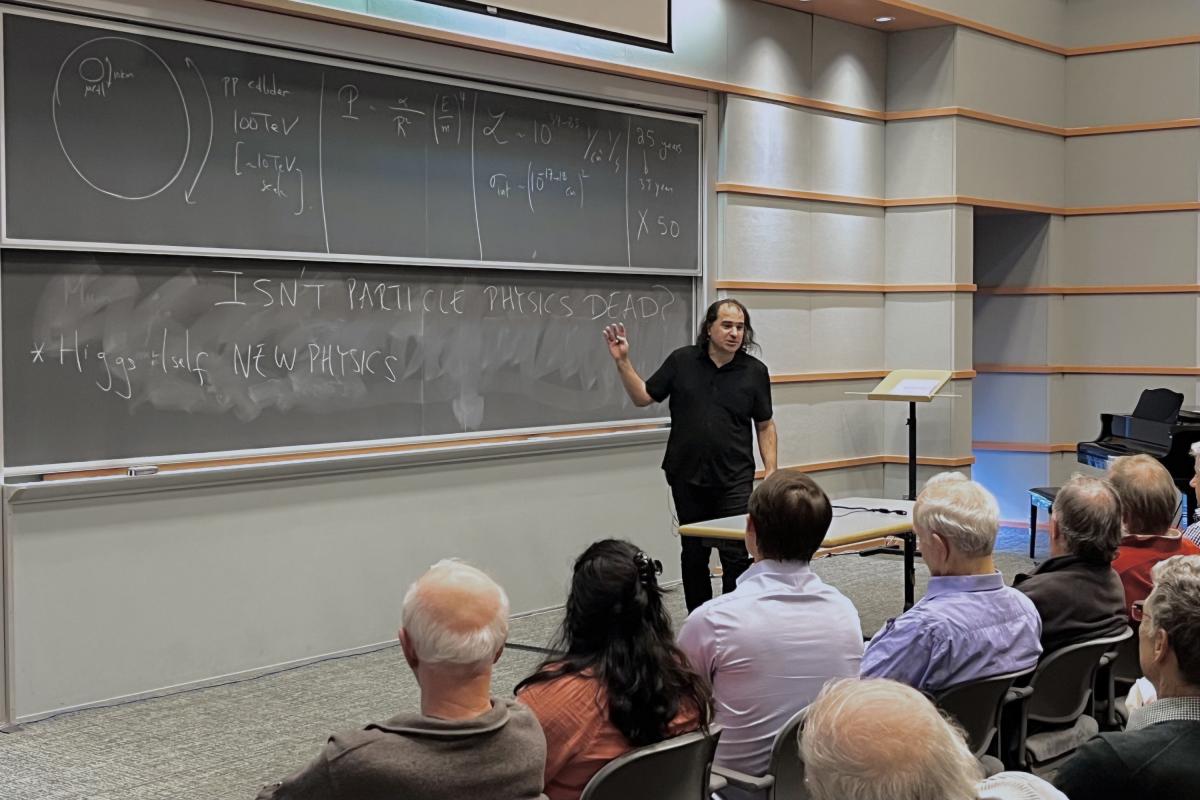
[634,550,663,584]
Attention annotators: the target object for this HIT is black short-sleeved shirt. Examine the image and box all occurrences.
[645,345,772,487]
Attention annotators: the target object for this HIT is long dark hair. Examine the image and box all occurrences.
[515,539,712,745]
[696,298,757,353]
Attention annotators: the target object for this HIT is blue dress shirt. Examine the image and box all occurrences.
[860,571,1042,692]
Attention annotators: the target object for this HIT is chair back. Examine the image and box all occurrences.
[1110,626,1142,685]
[1028,628,1133,724]
[580,726,721,800]
[767,707,809,800]
[934,668,1033,757]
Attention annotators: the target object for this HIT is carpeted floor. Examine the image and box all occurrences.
[0,527,1041,800]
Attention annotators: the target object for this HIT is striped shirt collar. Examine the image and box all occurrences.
[1127,695,1200,731]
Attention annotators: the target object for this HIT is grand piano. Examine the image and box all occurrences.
[1078,388,1200,521]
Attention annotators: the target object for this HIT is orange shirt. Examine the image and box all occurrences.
[517,673,699,800]
[1112,532,1200,618]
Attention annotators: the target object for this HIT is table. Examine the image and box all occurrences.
[678,496,919,609]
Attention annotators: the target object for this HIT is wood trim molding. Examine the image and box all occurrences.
[979,285,1200,296]
[1063,202,1200,216]
[886,108,1200,139]
[772,371,887,384]
[718,280,975,293]
[1066,119,1200,137]
[973,441,1077,453]
[715,184,887,207]
[873,0,1065,54]
[1068,34,1200,57]
[878,1,1200,57]
[771,369,975,384]
[880,454,975,467]
[718,184,1200,217]
[42,423,665,481]
[975,364,1200,376]
[755,451,975,478]
[886,107,1062,136]
[718,83,886,121]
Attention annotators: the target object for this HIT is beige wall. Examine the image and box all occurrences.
[881,6,1200,520]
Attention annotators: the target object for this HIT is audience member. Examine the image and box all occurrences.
[516,539,710,800]
[860,472,1041,691]
[1182,442,1200,546]
[1054,555,1200,799]
[801,678,1066,800]
[677,471,862,782]
[256,560,546,800]
[1013,474,1128,653]
[1108,455,1200,618]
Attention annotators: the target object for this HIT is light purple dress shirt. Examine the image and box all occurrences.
[860,571,1043,692]
[677,560,863,778]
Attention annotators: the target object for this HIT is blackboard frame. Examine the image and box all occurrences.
[0,6,705,277]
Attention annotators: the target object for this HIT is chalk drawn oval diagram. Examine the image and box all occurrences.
[52,37,191,200]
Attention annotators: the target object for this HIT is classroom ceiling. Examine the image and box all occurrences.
[755,0,946,31]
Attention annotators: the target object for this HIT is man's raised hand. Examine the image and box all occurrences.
[603,323,630,362]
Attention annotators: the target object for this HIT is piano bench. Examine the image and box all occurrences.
[1029,487,1059,559]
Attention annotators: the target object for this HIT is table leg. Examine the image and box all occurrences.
[904,531,916,610]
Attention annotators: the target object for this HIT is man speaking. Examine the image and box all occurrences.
[604,298,777,612]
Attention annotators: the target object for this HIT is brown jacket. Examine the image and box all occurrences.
[256,697,547,800]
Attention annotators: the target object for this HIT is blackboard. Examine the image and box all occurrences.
[2,13,700,273]
[2,250,693,469]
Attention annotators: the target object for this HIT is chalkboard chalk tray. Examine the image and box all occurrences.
[2,11,701,274]
[2,250,694,471]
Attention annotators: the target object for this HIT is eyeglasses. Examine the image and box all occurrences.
[1131,600,1146,623]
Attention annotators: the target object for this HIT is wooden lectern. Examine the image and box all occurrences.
[868,369,953,501]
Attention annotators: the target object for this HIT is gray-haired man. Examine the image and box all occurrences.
[802,678,1066,800]
[1055,555,1200,799]
[256,560,547,800]
[1013,475,1128,653]
[860,473,1042,691]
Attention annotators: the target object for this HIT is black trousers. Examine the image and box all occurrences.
[672,480,753,613]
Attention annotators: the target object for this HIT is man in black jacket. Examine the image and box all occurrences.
[1013,474,1127,653]
[1055,555,1200,799]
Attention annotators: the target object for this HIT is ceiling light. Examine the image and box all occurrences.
[875,16,896,23]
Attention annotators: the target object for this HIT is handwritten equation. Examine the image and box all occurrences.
[24,266,683,426]
[16,15,700,270]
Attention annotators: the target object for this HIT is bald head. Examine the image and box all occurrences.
[1108,454,1179,535]
[400,559,509,670]
[801,679,979,800]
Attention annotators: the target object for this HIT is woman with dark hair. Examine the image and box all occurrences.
[602,298,777,611]
[516,539,712,800]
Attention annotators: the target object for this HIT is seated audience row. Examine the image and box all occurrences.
[260,463,1198,800]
